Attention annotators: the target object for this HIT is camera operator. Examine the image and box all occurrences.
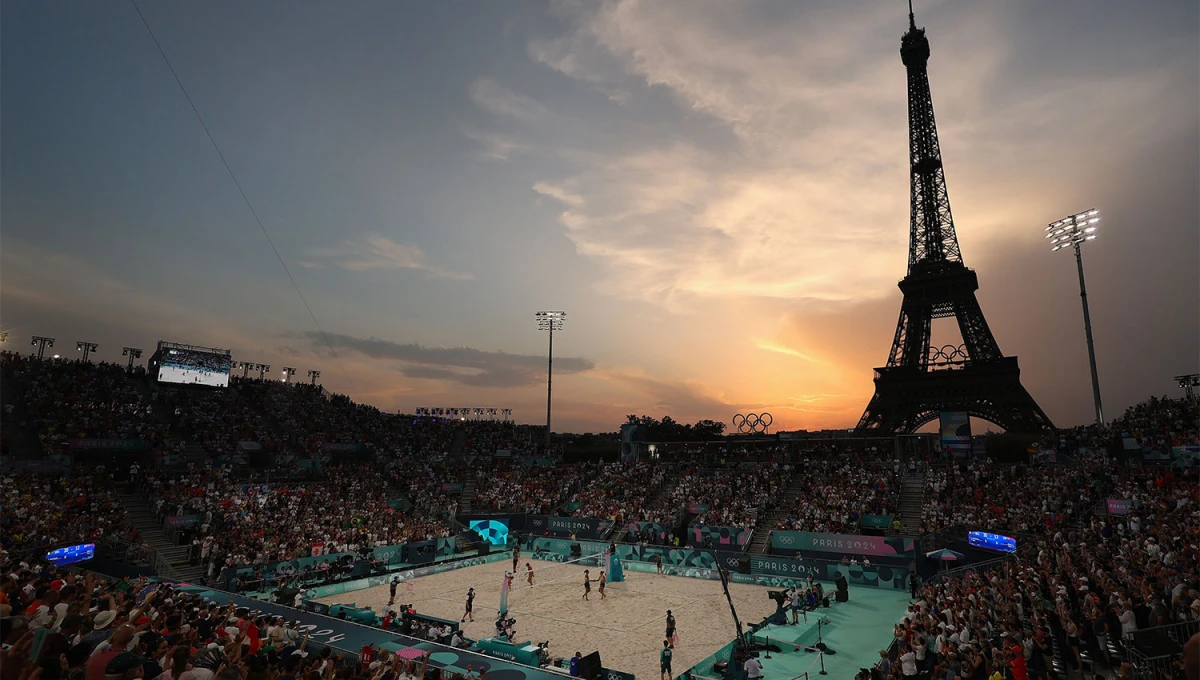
[495,614,516,642]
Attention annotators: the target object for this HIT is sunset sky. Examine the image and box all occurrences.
[3,0,1197,434]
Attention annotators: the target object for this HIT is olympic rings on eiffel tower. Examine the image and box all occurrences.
[732,412,772,434]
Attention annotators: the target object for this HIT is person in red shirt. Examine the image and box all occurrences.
[1010,645,1028,680]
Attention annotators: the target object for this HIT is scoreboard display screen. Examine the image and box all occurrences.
[968,531,1016,553]
[46,543,96,566]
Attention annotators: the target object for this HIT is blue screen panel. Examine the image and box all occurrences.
[469,519,509,546]
[46,544,96,566]
[967,531,1016,553]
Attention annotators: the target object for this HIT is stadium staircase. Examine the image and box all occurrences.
[747,472,807,554]
[897,473,925,535]
[610,471,676,544]
[457,478,478,513]
[118,492,205,583]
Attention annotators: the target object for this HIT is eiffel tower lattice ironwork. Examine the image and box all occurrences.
[855,5,1054,434]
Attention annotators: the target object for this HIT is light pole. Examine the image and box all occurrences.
[0,332,8,343]
[1176,374,1200,402]
[31,336,55,360]
[282,367,296,383]
[308,369,321,385]
[122,347,143,371]
[536,311,566,454]
[255,364,270,380]
[76,341,98,362]
[1045,208,1104,425]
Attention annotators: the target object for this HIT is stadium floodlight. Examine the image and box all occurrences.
[234,361,251,378]
[1044,208,1104,425]
[76,341,98,362]
[1176,374,1200,402]
[255,363,270,379]
[0,332,8,343]
[536,311,566,454]
[307,369,321,385]
[31,336,55,360]
[122,347,143,371]
[281,367,296,383]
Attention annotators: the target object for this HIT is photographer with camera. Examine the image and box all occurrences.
[494,614,517,642]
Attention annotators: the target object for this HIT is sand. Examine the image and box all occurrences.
[315,557,779,680]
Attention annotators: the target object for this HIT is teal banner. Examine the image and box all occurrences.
[386,499,411,511]
[861,514,893,529]
[524,537,905,591]
[322,442,366,453]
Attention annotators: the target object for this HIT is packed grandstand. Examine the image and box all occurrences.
[1,351,1197,680]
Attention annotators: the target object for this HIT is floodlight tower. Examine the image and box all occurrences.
[76,341,98,363]
[1045,208,1104,425]
[0,332,8,343]
[536,311,566,454]
[31,336,55,360]
[256,363,270,380]
[122,347,143,371]
[308,369,321,385]
[282,367,296,383]
[1176,374,1200,402]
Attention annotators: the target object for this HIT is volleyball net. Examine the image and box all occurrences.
[500,551,610,612]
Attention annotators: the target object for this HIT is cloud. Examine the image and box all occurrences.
[460,127,528,161]
[532,181,584,206]
[296,331,595,388]
[300,235,470,279]
[468,79,555,124]
[509,0,1193,313]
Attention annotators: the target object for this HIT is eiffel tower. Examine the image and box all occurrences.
[855,5,1054,434]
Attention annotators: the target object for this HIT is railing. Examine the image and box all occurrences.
[932,555,1012,583]
[741,527,755,552]
[1127,620,1200,680]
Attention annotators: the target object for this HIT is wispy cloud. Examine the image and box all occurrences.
[507,0,1192,313]
[532,181,584,206]
[299,235,471,279]
[296,331,594,388]
[461,127,528,161]
[468,78,555,124]
[755,339,824,364]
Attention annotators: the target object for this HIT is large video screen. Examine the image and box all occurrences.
[469,519,509,546]
[940,411,972,458]
[968,531,1016,554]
[157,348,232,387]
[47,543,95,566]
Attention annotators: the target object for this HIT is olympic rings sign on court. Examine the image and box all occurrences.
[732,412,772,434]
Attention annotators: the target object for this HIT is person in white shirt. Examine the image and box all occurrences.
[743,655,762,680]
[899,645,918,677]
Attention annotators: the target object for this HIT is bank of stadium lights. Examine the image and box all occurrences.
[536,311,566,454]
[76,341,98,363]
[122,347,143,371]
[1044,208,1104,425]
[1177,374,1200,402]
[0,332,8,343]
[254,364,270,380]
[281,367,296,383]
[31,336,55,360]
[308,369,321,385]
